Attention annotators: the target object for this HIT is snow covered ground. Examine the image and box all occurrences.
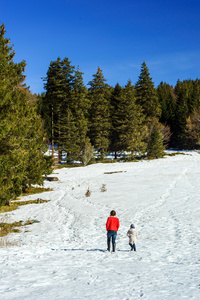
[0,151,200,300]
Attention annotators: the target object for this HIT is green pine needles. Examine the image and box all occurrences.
[0,23,54,207]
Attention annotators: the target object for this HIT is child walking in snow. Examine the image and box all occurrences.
[127,224,138,251]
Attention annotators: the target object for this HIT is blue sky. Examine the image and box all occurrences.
[1,0,200,94]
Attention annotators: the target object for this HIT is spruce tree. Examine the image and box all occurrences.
[0,23,53,205]
[43,58,89,163]
[173,80,189,147]
[113,81,148,159]
[157,82,176,126]
[71,67,90,162]
[185,108,200,149]
[109,83,123,158]
[43,57,74,156]
[88,67,111,158]
[135,62,161,120]
[147,126,165,159]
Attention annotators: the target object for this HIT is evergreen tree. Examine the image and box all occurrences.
[43,57,74,156]
[183,79,200,115]
[0,23,53,205]
[185,108,200,149]
[109,83,123,158]
[147,126,165,159]
[88,67,111,158]
[135,62,161,120]
[37,92,52,142]
[71,67,90,161]
[43,58,89,162]
[157,82,176,127]
[173,80,189,147]
[113,81,148,159]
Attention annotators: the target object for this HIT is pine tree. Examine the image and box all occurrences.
[147,126,165,159]
[71,67,90,162]
[185,108,200,149]
[113,81,148,159]
[183,79,200,115]
[43,58,89,163]
[172,80,189,147]
[88,67,111,158]
[0,23,53,205]
[157,82,176,126]
[109,83,123,158]
[43,57,74,156]
[135,62,161,120]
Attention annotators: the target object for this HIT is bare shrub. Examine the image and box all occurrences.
[85,188,91,197]
[100,184,107,192]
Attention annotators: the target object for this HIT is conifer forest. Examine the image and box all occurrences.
[1,23,200,206]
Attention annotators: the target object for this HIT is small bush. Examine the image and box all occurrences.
[21,187,52,196]
[100,184,107,192]
[85,188,91,197]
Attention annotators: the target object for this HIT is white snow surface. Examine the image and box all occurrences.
[1,152,200,300]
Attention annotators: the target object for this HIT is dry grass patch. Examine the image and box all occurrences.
[165,152,188,157]
[0,220,24,237]
[21,187,53,196]
[0,216,40,239]
[0,199,50,214]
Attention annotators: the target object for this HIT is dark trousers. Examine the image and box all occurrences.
[129,243,136,251]
[107,230,117,244]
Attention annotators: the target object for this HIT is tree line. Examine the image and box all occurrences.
[39,57,200,164]
[1,22,200,205]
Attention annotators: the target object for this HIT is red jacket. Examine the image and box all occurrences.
[106,216,120,231]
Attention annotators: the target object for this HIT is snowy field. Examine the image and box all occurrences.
[1,151,200,300]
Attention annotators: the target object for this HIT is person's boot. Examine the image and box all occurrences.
[112,243,116,252]
[133,244,136,251]
[107,241,110,252]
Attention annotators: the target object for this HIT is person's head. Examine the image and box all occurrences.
[130,224,135,229]
[110,210,116,216]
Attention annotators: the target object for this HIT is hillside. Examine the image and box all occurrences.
[1,151,200,299]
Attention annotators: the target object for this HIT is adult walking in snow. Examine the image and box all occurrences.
[106,210,120,252]
[127,224,138,251]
